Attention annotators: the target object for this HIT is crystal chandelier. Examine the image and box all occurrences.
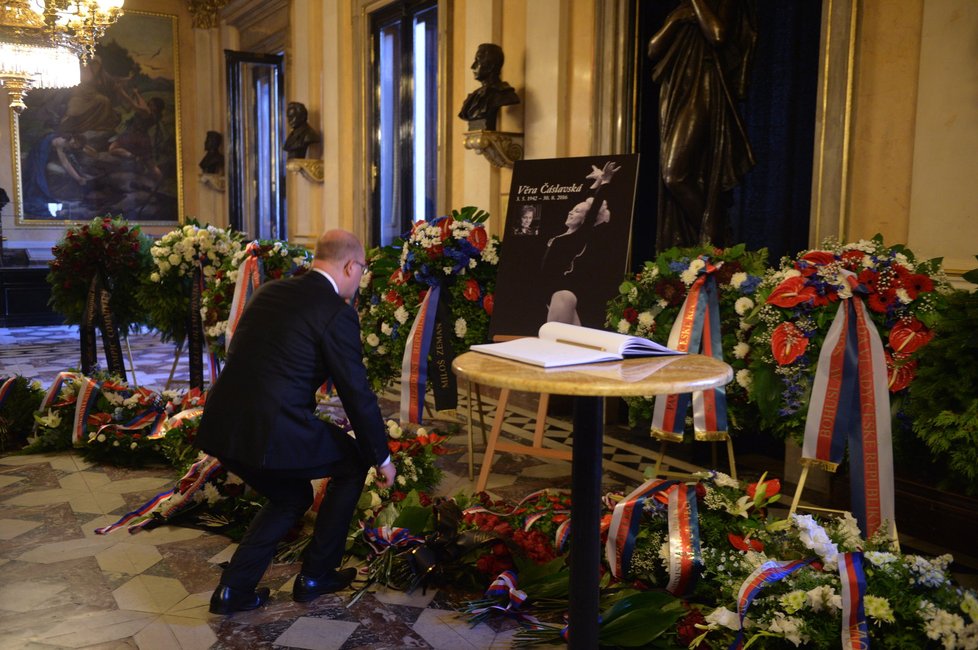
[0,0,125,113]
[38,0,125,62]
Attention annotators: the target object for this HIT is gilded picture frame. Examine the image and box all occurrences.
[10,10,184,225]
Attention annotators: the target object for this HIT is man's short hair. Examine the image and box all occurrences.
[314,230,361,262]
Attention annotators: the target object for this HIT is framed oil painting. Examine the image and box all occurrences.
[11,10,183,225]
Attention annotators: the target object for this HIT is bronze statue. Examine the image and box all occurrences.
[648,0,756,250]
[198,130,224,175]
[458,43,520,131]
[284,102,320,159]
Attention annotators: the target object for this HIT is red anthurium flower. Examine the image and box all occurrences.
[766,276,816,308]
[438,216,455,241]
[390,269,410,285]
[747,478,781,500]
[728,532,765,552]
[889,318,933,354]
[801,250,836,267]
[463,279,481,301]
[468,226,488,251]
[886,351,917,392]
[384,290,404,306]
[771,321,808,365]
[483,293,494,316]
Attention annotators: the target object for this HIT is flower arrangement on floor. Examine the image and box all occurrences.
[47,216,153,333]
[443,473,977,649]
[606,244,768,428]
[77,378,169,466]
[357,207,500,392]
[200,239,312,360]
[139,219,242,344]
[0,376,45,453]
[740,235,949,444]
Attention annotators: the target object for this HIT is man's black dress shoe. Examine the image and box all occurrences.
[208,585,271,615]
[292,567,357,602]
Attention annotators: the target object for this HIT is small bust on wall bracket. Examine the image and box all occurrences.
[284,102,321,159]
[458,43,520,131]
[199,130,224,175]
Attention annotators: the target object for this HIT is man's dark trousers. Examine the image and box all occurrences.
[216,434,369,592]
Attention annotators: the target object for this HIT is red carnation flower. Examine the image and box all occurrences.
[384,290,404,307]
[482,293,494,316]
[623,307,639,323]
[771,321,808,365]
[766,276,816,308]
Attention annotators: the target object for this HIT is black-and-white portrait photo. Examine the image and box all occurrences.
[490,155,640,338]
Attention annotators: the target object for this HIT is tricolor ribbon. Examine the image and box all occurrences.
[802,271,896,539]
[605,478,678,579]
[0,377,16,408]
[400,284,441,424]
[94,454,224,534]
[651,258,728,441]
[664,484,703,597]
[362,525,424,552]
[150,406,204,440]
[468,570,539,625]
[729,558,814,650]
[839,552,870,650]
[95,406,167,442]
[71,376,101,446]
[226,241,264,350]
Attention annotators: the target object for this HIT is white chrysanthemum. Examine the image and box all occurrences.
[96,433,107,443]
[864,595,896,625]
[617,318,631,333]
[780,590,808,614]
[865,551,898,567]
[366,333,380,347]
[103,391,125,406]
[895,288,912,304]
[734,296,754,315]
[638,311,655,327]
[455,318,467,338]
[733,342,750,359]
[387,420,403,439]
[736,369,752,389]
[394,306,409,324]
[376,345,387,355]
[113,440,120,447]
[130,442,138,450]
[149,272,160,282]
[381,323,393,336]
[730,272,748,289]
[679,268,698,286]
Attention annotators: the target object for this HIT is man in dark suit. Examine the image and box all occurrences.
[196,229,396,615]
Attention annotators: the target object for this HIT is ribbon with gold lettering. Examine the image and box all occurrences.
[839,552,870,650]
[651,258,728,441]
[188,263,205,390]
[665,484,702,597]
[605,478,678,578]
[802,271,895,538]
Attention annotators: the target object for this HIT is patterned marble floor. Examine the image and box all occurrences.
[2,325,712,649]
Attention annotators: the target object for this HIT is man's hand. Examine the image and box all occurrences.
[375,462,396,489]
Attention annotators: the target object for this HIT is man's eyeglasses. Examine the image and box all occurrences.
[350,260,369,276]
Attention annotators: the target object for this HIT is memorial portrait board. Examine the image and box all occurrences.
[489,154,639,339]
[11,11,183,225]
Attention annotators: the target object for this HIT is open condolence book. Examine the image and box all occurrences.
[470,322,683,368]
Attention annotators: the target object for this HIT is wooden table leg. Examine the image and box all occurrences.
[475,388,510,493]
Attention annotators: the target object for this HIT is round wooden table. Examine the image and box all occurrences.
[452,351,732,649]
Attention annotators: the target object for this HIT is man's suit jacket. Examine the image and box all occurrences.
[196,271,388,473]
